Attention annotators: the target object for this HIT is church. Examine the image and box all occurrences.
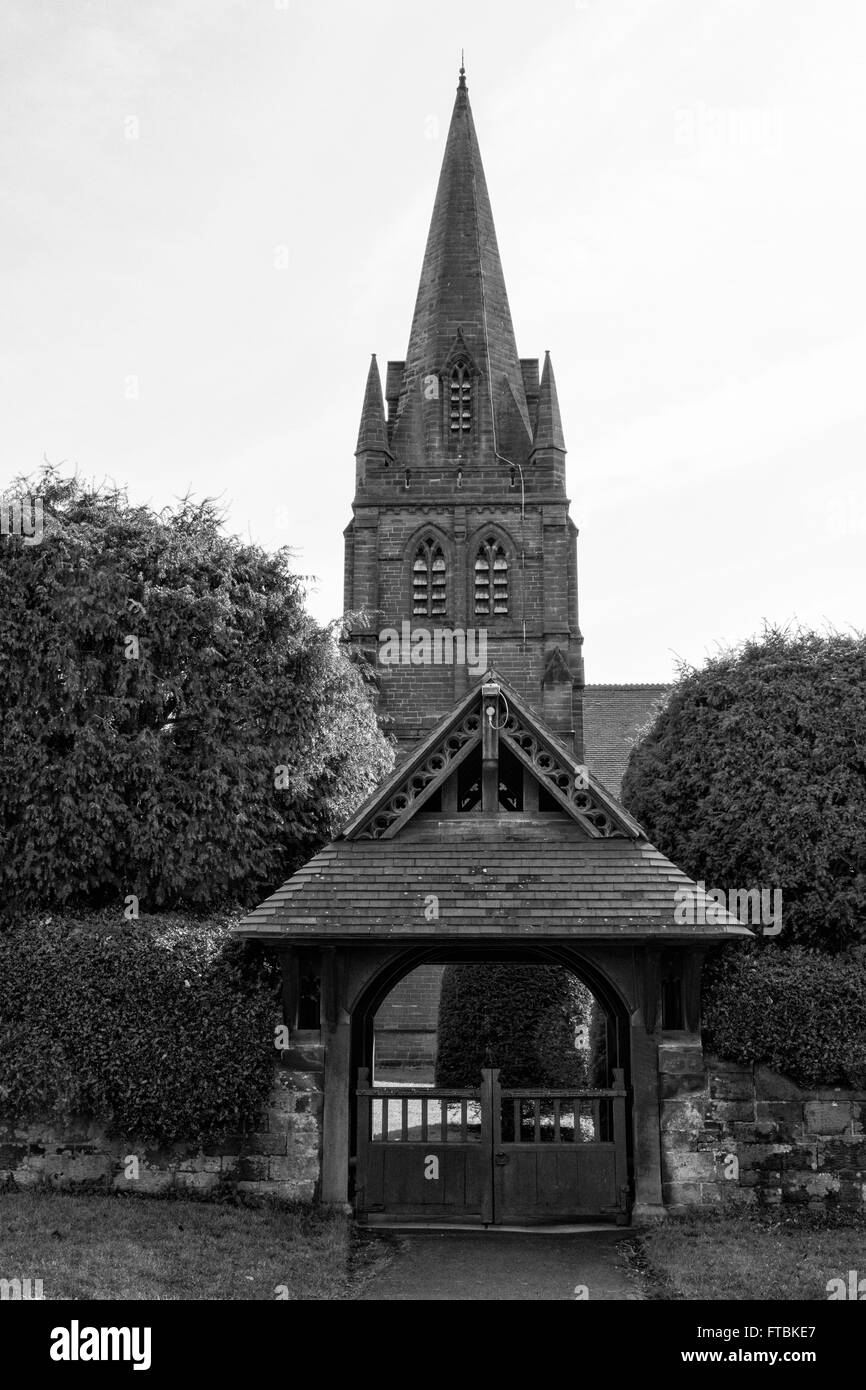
[234,66,748,1225]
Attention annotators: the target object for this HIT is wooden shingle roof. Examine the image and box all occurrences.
[234,818,751,942]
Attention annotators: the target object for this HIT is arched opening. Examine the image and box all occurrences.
[353,944,629,1081]
[348,943,632,1224]
[371,963,610,1089]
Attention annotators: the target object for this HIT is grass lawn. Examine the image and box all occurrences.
[0,1191,393,1300]
[638,1209,866,1300]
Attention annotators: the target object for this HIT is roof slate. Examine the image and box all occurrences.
[582,684,672,798]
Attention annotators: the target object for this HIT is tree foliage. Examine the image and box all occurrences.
[621,626,866,951]
[0,468,392,914]
[435,964,592,1088]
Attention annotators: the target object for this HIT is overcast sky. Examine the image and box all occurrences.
[2,0,864,681]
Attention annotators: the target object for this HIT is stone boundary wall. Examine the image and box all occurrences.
[0,1054,322,1204]
[660,1041,866,1210]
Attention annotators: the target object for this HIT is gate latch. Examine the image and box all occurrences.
[494,1151,510,1166]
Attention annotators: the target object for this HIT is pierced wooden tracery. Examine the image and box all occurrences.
[350,688,633,842]
[500,713,625,838]
[355,712,482,840]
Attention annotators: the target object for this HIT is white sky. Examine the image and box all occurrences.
[2,0,864,681]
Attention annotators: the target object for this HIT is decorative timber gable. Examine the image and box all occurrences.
[341,671,641,843]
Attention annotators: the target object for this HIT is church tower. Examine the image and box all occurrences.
[344,66,585,756]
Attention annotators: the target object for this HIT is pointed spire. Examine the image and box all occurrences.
[355,354,390,456]
[400,72,531,443]
[533,351,566,453]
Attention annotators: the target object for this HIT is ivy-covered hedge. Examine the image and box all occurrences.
[435,964,591,1088]
[0,912,279,1144]
[702,946,866,1089]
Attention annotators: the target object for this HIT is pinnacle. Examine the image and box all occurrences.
[533,351,566,453]
[355,354,390,456]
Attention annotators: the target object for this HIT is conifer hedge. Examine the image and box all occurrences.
[621,626,866,953]
[622,627,866,1083]
[0,468,392,916]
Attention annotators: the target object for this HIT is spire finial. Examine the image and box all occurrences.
[458,52,466,89]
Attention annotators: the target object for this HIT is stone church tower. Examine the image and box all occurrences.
[344,66,586,757]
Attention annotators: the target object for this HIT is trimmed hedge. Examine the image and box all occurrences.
[0,911,279,1144]
[435,964,591,1088]
[702,946,866,1089]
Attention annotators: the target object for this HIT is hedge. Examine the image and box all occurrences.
[0,911,279,1144]
[702,946,866,1089]
[435,964,591,1088]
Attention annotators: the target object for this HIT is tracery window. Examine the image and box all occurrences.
[474,537,508,616]
[412,539,447,617]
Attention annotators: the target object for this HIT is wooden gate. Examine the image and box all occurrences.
[354,1067,629,1225]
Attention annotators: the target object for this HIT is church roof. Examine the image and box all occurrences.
[583,684,672,799]
[234,672,749,944]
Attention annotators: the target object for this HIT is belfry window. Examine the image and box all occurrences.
[450,361,471,433]
[412,539,447,617]
[474,537,508,615]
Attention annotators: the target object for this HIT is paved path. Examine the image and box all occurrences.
[358,1229,640,1301]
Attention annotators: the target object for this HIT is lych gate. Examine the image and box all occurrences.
[233,674,748,1223]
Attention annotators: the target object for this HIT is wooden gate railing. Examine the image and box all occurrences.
[493,1067,630,1221]
[496,1068,627,1144]
[354,1066,630,1223]
[355,1069,489,1219]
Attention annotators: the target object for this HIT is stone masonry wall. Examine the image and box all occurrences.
[660,1041,866,1211]
[0,1055,322,1203]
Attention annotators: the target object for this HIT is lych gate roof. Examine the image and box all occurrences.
[234,673,750,944]
[234,823,751,943]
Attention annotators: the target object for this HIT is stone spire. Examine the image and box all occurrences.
[394,65,532,457]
